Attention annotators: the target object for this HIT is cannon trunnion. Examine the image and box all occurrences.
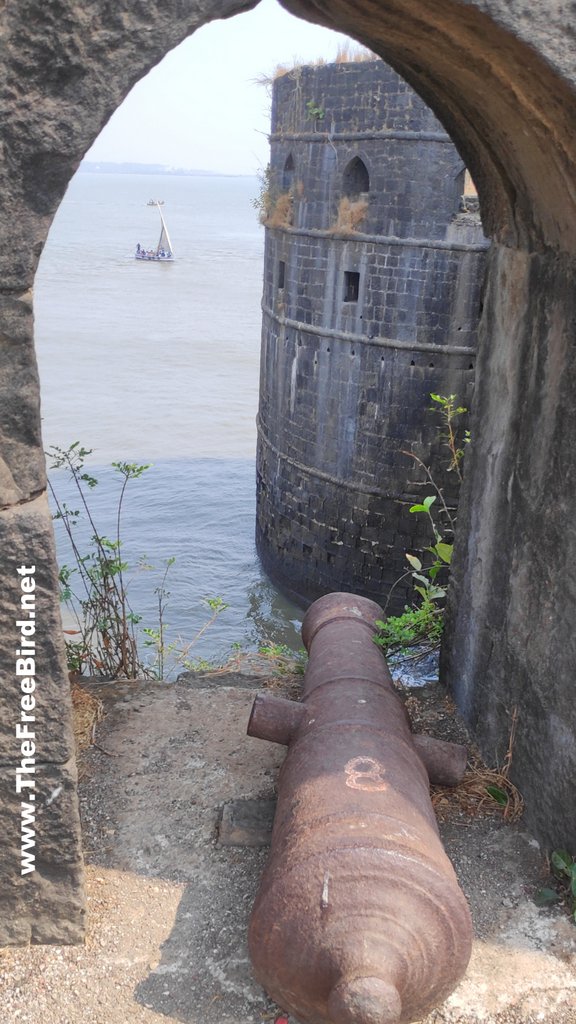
[247,593,472,1024]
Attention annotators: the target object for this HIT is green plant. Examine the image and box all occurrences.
[374,603,443,657]
[182,656,217,673]
[400,495,453,620]
[140,555,175,679]
[485,784,509,806]
[305,99,325,122]
[252,165,294,227]
[252,164,278,224]
[535,850,576,923]
[47,443,151,678]
[134,595,230,679]
[429,392,469,481]
[48,443,228,681]
[258,642,307,674]
[375,394,469,658]
[400,394,469,600]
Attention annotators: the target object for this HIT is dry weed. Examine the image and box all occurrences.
[403,690,524,824]
[266,191,293,228]
[262,672,303,700]
[335,43,379,64]
[255,48,378,86]
[332,196,368,233]
[431,757,524,823]
[72,682,104,756]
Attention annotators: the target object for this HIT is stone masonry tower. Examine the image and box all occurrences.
[256,59,488,610]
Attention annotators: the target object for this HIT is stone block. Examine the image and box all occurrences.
[0,496,87,947]
[0,494,75,765]
[444,245,576,849]
[0,758,85,944]
[0,292,46,506]
[218,798,276,847]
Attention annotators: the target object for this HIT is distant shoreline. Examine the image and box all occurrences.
[79,161,254,178]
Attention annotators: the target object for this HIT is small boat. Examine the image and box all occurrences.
[135,200,174,261]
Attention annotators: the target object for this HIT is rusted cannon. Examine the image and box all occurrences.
[247,593,472,1024]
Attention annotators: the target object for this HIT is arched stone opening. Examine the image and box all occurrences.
[342,155,370,197]
[2,0,576,944]
[282,152,295,191]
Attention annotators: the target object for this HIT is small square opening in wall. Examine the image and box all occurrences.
[278,260,286,289]
[343,271,360,302]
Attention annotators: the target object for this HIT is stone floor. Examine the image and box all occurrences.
[0,669,575,1024]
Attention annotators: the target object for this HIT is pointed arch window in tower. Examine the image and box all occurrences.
[343,156,370,198]
[282,154,295,192]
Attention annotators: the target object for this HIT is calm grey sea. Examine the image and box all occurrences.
[34,171,303,673]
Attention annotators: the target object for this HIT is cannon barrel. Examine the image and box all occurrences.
[247,593,472,1024]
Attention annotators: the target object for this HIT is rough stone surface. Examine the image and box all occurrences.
[281,0,576,253]
[0,495,76,765]
[443,243,576,850]
[256,61,487,610]
[0,0,260,289]
[0,495,85,944]
[218,798,277,846]
[278,0,576,847]
[0,760,85,945]
[0,292,45,506]
[0,0,259,946]
[2,677,575,1023]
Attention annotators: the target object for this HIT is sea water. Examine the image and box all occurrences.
[34,171,304,674]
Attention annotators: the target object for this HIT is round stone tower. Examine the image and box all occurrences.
[256,59,488,610]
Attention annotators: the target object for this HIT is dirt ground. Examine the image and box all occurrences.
[0,661,575,1024]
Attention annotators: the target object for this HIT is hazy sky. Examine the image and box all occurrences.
[85,0,363,175]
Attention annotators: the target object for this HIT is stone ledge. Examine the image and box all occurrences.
[218,798,277,847]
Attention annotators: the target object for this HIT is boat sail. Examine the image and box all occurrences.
[135,200,174,261]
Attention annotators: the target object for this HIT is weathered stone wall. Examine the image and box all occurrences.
[273,0,576,849]
[256,61,487,608]
[2,0,576,943]
[276,0,576,849]
[0,0,259,947]
[442,243,576,851]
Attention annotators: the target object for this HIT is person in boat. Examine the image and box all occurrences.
[136,243,141,253]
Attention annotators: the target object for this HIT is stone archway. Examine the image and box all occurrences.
[1,0,576,944]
